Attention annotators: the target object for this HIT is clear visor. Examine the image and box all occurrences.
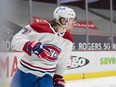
[61,18,76,30]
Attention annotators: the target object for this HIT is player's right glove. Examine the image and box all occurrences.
[53,74,65,87]
[23,41,51,58]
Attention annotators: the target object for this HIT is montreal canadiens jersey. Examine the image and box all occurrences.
[12,22,74,77]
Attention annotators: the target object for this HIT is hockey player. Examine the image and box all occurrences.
[10,6,76,87]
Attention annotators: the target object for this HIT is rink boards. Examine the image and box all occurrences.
[0,51,116,86]
[64,51,116,80]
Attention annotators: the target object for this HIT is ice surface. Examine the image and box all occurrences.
[66,76,116,87]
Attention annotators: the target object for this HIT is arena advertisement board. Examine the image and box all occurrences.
[0,52,22,80]
[66,51,116,74]
[0,51,116,81]
[33,16,98,30]
[0,52,22,86]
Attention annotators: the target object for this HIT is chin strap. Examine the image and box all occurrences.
[57,29,66,37]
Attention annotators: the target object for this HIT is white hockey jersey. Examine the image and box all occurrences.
[12,22,74,77]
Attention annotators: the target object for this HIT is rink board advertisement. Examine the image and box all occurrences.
[67,51,116,74]
[0,51,116,82]
[0,52,22,86]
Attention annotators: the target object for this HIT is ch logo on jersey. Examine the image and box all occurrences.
[45,44,62,62]
[50,49,58,58]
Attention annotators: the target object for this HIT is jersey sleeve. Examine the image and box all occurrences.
[11,25,34,51]
[11,22,54,52]
[55,42,73,76]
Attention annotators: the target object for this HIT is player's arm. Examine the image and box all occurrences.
[11,25,32,51]
[11,24,50,57]
[53,43,73,87]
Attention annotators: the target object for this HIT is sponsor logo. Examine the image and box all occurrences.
[0,56,18,78]
[100,57,116,65]
[67,56,89,69]
[33,17,98,30]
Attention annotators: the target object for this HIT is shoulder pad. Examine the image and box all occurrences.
[30,22,54,34]
[63,31,74,43]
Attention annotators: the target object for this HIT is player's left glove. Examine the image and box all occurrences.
[23,41,51,58]
[53,74,65,87]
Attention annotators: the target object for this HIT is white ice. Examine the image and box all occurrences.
[66,76,116,87]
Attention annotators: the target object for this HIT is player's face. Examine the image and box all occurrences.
[66,18,75,32]
[60,17,66,25]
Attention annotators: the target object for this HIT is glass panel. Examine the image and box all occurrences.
[32,1,57,22]
[88,0,111,50]
[0,0,29,86]
[0,0,29,51]
[112,0,116,50]
[71,1,87,50]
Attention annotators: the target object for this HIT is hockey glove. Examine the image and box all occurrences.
[23,41,51,58]
[53,74,65,87]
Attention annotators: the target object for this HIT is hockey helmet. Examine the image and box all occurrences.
[53,6,76,29]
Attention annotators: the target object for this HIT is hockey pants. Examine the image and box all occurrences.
[10,69,53,87]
